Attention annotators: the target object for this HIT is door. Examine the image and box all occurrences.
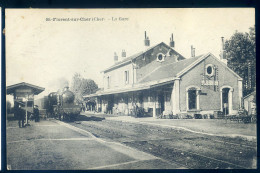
[188,89,197,110]
[222,88,230,115]
[158,92,165,114]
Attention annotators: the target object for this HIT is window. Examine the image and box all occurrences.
[157,53,165,62]
[158,54,163,61]
[205,64,215,77]
[107,76,110,88]
[124,71,129,84]
[207,66,212,74]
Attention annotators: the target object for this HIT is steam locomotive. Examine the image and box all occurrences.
[47,87,81,121]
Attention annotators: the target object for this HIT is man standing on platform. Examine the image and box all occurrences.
[17,104,25,128]
[34,105,40,122]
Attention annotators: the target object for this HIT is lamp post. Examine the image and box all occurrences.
[22,97,29,126]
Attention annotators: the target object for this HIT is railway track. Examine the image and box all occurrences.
[124,140,250,169]
[68,119,256,169]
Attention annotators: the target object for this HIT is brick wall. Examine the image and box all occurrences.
[179,55,240,112]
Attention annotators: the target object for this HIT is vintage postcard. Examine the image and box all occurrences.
[5,8,256,170]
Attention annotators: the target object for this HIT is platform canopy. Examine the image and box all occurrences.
[7,82,45,95]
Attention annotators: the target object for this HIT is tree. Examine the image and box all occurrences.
[225,26,256,96]
[70,73,98,104]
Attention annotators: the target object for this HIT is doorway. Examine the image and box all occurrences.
[188,88,197,110]
[158,92,165,114]
[222,88,230,115]
[107,95,114,114]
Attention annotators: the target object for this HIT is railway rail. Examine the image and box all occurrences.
[68,119,256,169]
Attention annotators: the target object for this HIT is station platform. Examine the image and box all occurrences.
[6,115,184,170]
[82,111,257,141]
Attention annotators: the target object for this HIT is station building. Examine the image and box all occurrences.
[84,33,243,117]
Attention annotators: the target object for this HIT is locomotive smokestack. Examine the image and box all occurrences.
[64,86,69,91]
[169,33,175,48]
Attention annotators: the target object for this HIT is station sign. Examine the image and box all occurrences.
[200,92,207,95]
[15,96,26,100]
[201,80,219,86]
[15,95,34,101]
[15,89,32,93]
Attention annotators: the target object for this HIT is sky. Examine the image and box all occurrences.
[6,8,255,99]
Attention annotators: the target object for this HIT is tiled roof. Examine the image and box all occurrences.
[84,52,243,98]
[84,77,176,98]
[102,42,184,73]
[244,91,256,99]
[138,54,205,83]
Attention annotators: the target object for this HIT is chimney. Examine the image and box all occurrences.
[220,37,227,65]
[122,49,126,58]
[114,52,118,63]
[221,37,225,50]
[169,33,175,48]
[191,45,194,57]
[144,31,150,48]
[191,45,195,57]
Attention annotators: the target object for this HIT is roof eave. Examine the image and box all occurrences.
[176,53,209,78]
[83,77,176,98]
[100,42,175,73]
[101,59,133,73]
[208,53,243,80]
[244,91,256,99]
[175,53,243,81]
[6,82,45,95]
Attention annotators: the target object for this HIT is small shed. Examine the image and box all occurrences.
[7,82,45,122]
[243,91,256,115]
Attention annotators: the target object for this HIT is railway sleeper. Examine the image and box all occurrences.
[124,141,248,169]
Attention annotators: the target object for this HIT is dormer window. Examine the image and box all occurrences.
[157,53,165,62]
[205,64,215,77]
